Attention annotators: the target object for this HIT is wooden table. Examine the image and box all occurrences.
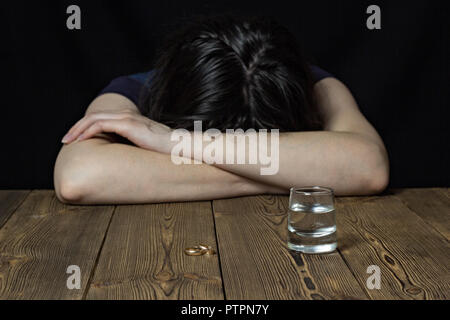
[0,188,448,300]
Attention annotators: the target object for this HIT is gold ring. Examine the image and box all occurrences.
[198,244,211,251]
[184,244,216,256]
[199,244,216,255]
[184,246,208,256]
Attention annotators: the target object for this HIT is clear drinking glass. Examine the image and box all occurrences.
[287,186,337,254]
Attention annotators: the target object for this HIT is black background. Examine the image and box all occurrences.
[1,0,448,189]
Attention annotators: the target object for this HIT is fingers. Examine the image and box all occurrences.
[65,115,174,152]
[76,119,134,143]
[62,112,132,143]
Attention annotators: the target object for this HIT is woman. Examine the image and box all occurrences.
[54,16,389,204]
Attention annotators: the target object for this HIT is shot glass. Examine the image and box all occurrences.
[287,186,337,254]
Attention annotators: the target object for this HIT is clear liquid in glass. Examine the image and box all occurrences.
[287,202,337,254]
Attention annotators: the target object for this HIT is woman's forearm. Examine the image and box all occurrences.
[180,130,389,196]
[54,137,285,205]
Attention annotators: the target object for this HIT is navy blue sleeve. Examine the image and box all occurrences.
[310,65,334,83]
[98,71,155,108]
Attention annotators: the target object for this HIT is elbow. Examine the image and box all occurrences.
[358,142,390,195]
[363,165,389,195]
[54,154,90,205]
[55,179,86,204]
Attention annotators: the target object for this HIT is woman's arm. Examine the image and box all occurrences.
[195,78,390,195]
[54,94,284,204]
[66,78,389,196]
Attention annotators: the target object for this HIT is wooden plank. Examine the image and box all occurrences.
[0,190,115,299]
[213,195,368,300]
[0,190,30,228]
[392,188,450,240]
[86,201,223,300]
[336,195,450,300]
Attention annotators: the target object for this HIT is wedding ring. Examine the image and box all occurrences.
[184,247,206,256]
[198,244,216,255]
[198,244,211,250]
[184,244,216,256]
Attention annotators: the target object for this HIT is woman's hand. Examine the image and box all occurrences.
[61,110,174,154]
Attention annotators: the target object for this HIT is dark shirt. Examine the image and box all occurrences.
[99,65,333,111]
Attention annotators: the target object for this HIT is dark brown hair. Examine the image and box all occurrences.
[140,15,323,131]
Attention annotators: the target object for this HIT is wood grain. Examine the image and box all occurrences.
[1,188,448,300]
[213,195,367,300]
[0,190,115,299]
[392,188,450,240]
[0,190,30,228]
[86,201,223,300]
[336,195,450,299]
